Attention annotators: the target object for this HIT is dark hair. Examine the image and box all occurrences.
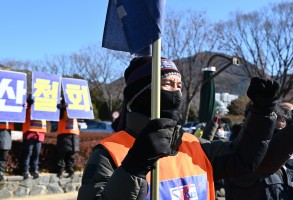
[275,102,291,122]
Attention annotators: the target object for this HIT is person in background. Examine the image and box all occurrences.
[201,116,226,141]
[22,94,49,179]
[201,116,228,199]
[0,122,14,183]
[56,99,80,177]
[77,57,279,200]
[280,102,293,125]
[281,102,293,110]
[214,123,228,141]
[225,102,293,200]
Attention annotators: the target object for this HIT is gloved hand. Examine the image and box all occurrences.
[27,98,34,106]
[247,77,280,113]
[57,103,67,109]
[122,118,183,178]
[26,94,34,106]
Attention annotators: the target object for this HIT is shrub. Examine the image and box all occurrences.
[6,132,113,175]
[228,96,250,115]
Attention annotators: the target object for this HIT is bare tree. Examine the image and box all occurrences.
[43,54,72,75]
[215,2,293,100]
[163,10,218,122]
[0,59,47,72]
[66,44,127,114]
[263,2,293,100]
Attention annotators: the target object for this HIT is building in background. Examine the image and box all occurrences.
[215,93,238,115]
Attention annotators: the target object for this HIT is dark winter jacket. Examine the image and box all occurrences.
[56,107,80,152]
[225,159,293,200]
[225,123,293,200]
[57,134,80,152]
[77,109,276,200]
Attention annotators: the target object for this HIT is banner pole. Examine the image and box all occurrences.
[150,38,161,200]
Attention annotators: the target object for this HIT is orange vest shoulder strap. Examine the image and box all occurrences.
[99,131,134,166]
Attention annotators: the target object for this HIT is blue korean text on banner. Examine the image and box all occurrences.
[31,71,61,121]
[0,70,27,122]
[61,78,94,119]
[102,0,166,56]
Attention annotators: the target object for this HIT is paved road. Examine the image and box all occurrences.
[16,191,78,200]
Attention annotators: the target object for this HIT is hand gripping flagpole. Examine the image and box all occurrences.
[150,38,161,200]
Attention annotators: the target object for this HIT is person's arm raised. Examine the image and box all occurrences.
[234,77,280,171]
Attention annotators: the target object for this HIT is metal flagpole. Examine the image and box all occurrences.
[150,38,161,200]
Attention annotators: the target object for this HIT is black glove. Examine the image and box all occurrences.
[247,77,280,113]
[27,98,34,106]
[57,103,67,109]
[122,118,183,178]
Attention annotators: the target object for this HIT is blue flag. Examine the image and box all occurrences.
[102,0,166,56]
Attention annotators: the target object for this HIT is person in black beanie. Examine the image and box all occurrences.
[78,57,280,200]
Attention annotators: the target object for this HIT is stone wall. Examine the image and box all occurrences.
[0,172,82,199]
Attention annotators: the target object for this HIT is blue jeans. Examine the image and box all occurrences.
[22,139,42,173]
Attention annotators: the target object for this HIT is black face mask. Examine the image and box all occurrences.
[161,90,182,121]
[130,89,182,121]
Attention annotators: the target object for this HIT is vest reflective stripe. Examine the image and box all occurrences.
[100,131,215,200]
[0,122,14,130]
[22,108,47,133]
[58,111,80,135]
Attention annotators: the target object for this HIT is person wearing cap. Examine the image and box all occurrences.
[78,57,279,200]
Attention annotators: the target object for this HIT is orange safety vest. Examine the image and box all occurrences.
[100,131,215,200]
[57,111,80,135]
[22,108,47,133]
[0,122,14,130]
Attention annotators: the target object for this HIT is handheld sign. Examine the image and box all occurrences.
[61,78,94,119]
[31,71,61,121]
[0,70,27,122]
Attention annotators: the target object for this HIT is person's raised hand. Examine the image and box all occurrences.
[122,118,183,177]
[247,77,280,113]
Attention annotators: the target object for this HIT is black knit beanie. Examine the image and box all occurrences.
[118,56,181,131]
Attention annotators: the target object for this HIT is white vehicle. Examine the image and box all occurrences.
[78,119,88,129]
